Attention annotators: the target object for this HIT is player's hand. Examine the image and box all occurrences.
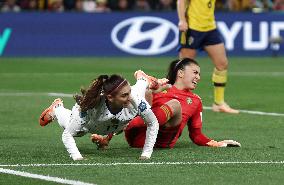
[206,140,241,147]
[91,134,110,150]
[178,20,188,32]
[152,84,172,94]
[139,156,150,160]
[220,140,241,147]
[72,156,84,161]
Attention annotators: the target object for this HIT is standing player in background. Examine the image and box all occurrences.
[39,73,161,160]
[177,0,239,113]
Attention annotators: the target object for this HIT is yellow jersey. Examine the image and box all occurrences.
[186,0,216,32]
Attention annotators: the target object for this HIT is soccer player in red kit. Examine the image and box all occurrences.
[124,58,241,148]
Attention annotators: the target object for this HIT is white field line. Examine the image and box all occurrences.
[203,106,284,117]
[0,92,73,97]
[0,168,96,185]
[0,92,284,117]
[229,72,284,77]
[1,161,284,167]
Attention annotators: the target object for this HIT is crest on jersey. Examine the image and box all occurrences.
[187,97,192,104]
[138,101,147,112]
[188,36,194,45]
[162,90,168,94]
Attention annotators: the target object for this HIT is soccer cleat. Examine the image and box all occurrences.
[91,133,113,150]
[134,70,168,90]
[39,98,63,126]
[212,102,239,114]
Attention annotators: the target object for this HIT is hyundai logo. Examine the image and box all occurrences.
[111,16,178,55]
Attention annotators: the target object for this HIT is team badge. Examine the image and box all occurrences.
[188,36,194,45]
[138,101,147,112]
[187,97,192,104]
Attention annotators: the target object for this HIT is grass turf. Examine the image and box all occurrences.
[0,57,283,185]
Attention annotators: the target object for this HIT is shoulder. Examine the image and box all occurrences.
[190,92,202,106]
[192,93,202,101]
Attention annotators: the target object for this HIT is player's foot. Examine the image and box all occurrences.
[134,70,168,90]
[212,102,239,114]
[91,133,113,150]
[39,98,64,126]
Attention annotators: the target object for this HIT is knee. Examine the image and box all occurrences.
[215,59,228,71]
[167,99,181,115]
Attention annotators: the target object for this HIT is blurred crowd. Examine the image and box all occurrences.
[0,0,283,12]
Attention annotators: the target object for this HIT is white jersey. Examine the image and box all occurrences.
[84,89,151,135]
[56,80,159,160]
[70,84,152,135]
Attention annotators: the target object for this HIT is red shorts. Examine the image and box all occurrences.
[125,116,180,148]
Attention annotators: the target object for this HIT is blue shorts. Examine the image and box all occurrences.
[177,28,223,51]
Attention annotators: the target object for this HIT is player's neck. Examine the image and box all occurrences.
[174,82,191,92]
[106,100,122,115]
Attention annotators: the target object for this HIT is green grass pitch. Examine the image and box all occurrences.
[0,57,283,185]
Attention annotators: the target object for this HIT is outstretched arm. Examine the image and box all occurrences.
[188,101,241,147]
[188,120,241,147]
[188,126,211,146]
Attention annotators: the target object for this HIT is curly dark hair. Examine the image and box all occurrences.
[74,74,127,112]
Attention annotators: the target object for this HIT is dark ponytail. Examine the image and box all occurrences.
[167,58,199,85]
[74,74,127,112]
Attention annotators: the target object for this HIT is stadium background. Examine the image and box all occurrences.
[0,0,284,185]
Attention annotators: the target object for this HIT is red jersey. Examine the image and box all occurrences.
[152,86,210,147]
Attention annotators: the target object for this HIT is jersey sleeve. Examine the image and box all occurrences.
[131,78,149,98]
[130,92,159,158]
[187,99,211,146]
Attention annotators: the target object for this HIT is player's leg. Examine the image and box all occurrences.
[204,43,239,114]
[157,99,181,128]
[124,116,147,148]
[154,125,180,148]
[179,48,197,59]
[39,99,85,160]
[39,98,65,127]
[125,99,182,148]
[178,29,202,59]
[54,106,72,129]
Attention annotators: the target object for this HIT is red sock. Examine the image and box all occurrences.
[126,116,145,130]
[152,104,173,125]
[125,117,147,148]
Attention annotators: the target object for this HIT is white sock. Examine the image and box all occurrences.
[54,106,71,129]
[132,79,148,98]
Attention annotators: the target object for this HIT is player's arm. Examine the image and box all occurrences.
[188,101,241,147]
[62,130,84,160]
[137,98,159,160]
[188,113,212,146]
[177,0,188,32]
[189,122,241,147]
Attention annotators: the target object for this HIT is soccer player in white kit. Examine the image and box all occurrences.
[39,72,160,161]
